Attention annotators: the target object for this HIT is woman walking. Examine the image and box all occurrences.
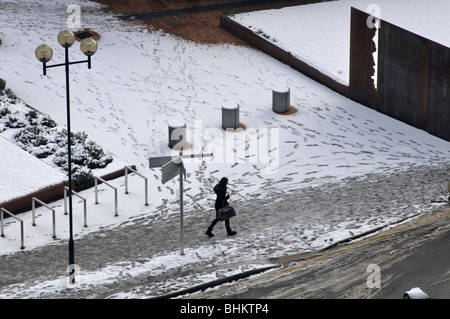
[205,177,237,237]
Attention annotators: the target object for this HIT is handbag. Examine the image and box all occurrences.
[218,205,236,221]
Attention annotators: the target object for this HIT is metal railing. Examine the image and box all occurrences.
[1,208,25,250]
[32,197,56,239]
[124,166,148,206]
[64,186,87,227]
[94,176,118,217]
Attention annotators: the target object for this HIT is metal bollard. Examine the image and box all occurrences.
[222,104,240,130]
[272,86,290,114]
[168,120,187,149]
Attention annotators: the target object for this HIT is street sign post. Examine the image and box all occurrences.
[149,152,213,169]
[181,152,214,160]
[162,157,184,184]
[161,154,186,254]
[150,152,213,256]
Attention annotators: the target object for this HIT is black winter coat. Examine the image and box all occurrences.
[214,183,229,212]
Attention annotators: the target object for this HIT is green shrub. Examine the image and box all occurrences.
[52,131,113,184]
[14,126,57,158]
[4,88,18,104]
[3,87,113,185]
[40,114,57,128]
[72,166,94,185]
[5,113,27,129]
[0,106,11,117]
[25,110,39,125]
[0,78,6,92]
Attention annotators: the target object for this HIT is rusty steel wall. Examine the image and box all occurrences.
[349,7,450,142]
[427,41,450,141]
[377,20,429,131]
[349,8,377,109]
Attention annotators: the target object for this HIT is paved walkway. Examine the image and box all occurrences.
[93,0,329,44]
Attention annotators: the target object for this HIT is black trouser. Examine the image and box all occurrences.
[207,211,231,233]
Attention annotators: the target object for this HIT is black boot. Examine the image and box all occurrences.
[226,220,237,236]
[206,219,219,237]
[205,227,214,237]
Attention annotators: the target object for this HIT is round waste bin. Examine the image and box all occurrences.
[272,86,290,114]
[168,120,187,149]
[222,104,240,130]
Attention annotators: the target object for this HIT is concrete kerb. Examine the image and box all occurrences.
[151,264,280,299]
[319,212,422,252]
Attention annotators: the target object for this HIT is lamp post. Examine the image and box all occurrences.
[35,30,98,285]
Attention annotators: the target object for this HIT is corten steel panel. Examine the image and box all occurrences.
[427,41,450,141]
[349,7,377,109]
[377,20,428,130]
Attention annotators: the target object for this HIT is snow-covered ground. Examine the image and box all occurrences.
[0,0,449,298]
[0,136,66,204]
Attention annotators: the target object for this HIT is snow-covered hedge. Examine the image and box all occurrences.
[0,80,113,185]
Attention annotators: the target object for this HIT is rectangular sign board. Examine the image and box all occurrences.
[182,153,213,159]
[150,153,213,168]
[162,159,181,184]
[149,155,173,168]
